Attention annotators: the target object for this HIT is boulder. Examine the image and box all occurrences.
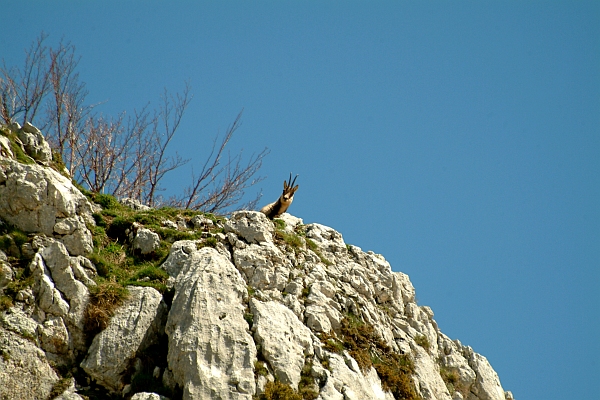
[165,247,256,400]
[320,352,393,400]
[81,286,167,393]
[0,326,59,400]
[17,122,52,164]
[0,158,94,256]
[129,224,161,255]
[224,210,273,243]
[250,298,313,388]
[131,393,170,400]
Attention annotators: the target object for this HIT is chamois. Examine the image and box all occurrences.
[260,173,299,219]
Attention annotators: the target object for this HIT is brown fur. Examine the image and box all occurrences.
[260,173,299,219]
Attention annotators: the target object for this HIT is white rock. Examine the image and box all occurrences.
[412,346,452,400]
[0,307,39,340]
[190,214,214,229]
[120,197,152,211]
[0,326,59,400]
[132,227,161,255]
[131,393,170,400]
[224,210,274,244]
[275,213,303,234]
[232,242,290,290]
[39,315,70,355]
[250,298,313,388]
[0,135,14,159]
[465,351,506,400]
[52,377,86,400]
[81,286,167,393]
[165,247,256,400]
[0,159,94,255]
[18,122,52,163]
[321,352,393,400]
[0,261,13,290]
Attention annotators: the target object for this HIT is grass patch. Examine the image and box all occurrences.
[255,380,302,400]
[414,334,431,352]
[439,365,469,397]
[298,361,319,400]
[0,126,35,165]
[46,377,73,400]
[273,219,286,230]
[304,238,332,266]
[0,265,34,311]
[318,314,421,400]
[84,280,129,340]
[254,360,268,377]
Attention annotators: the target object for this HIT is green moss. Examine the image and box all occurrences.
[0,128,34,165]
[197,236,218,249]
[92,193,122,210]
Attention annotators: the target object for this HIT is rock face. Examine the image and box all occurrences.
[0,125,513,399]
[164,247,257,400]
[0,123,94,256]
[81,286,167,393]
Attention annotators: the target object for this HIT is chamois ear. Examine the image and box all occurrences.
[283,180,289,190]
[291,185,299,194]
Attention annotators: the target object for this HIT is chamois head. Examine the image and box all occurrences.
[259,173,299,219]
[281,173,299,203]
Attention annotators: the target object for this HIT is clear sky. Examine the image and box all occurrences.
[3,2,599,399]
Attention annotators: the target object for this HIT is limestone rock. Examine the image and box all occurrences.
[120,197,152,211]
[131,393,170,400]
[0,326,59,400]
[165,247,256,400]
[81,286,167,393]
[320,352,393,400]
[0,135,13,159]
[130,224,161,255]
[17,121,53,164]
[233,241,291,291]
[464,349,506,400]
[250,298,313,388]
[0,139,514,400]
[275,213,303,234]
[0,261,13,290]
[0,157,94,255]
[224,210,274,243]
[190,214,214,229]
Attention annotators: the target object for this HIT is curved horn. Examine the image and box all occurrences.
[290,174,299,188]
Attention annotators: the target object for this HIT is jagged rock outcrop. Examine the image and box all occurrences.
[0,122,94,256]
[0,125,513,400]
[81,286,167,393]
[164,246,257,399]
[0,325,60,400]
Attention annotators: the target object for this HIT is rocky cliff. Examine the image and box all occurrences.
[0,123,513,400]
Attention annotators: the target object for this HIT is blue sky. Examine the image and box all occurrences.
[3,2,599,399]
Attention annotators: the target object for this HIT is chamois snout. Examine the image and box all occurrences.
[259,173,299,219]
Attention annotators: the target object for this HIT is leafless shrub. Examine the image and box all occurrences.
[1,33,268,213]
[1,32,52,124]
[170,110,269,214]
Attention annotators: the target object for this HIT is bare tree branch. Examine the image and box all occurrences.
[0,32,52,124]
[3,33,269,214]
[171,109,269,214]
